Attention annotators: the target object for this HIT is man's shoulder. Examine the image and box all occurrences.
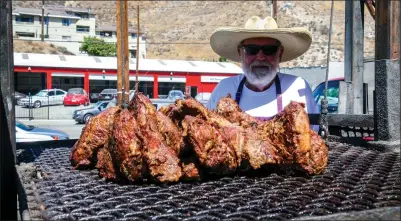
[279,72,309,86]
[219,74,243,85]
[278,72,304,81]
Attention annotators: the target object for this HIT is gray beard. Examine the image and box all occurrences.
[243,66,278,91]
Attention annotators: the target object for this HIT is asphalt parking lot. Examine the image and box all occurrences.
[15,103,97,120]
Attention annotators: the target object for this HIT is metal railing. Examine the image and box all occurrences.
[15,94,50,120]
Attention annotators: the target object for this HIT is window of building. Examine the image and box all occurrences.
[158,83,185,98]
[74,12,89,19]
[16,32,35,38]
[76,25,90,32]
[39,17,49,25]
[100,31,112,37]
[62,18,71,26]
[15,16,34,23]
[62,36,72,41]
[129,50,136,58]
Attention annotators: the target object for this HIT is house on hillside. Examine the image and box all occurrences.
[95,24,146,59]
[12,6,146,58]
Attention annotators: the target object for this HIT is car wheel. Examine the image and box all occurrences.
[34,101,41,108]
[84,114,93,123]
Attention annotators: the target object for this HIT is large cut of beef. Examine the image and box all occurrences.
[70,93,328,183]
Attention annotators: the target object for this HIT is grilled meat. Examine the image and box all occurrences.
[95,145,118,180]
[258,101,327,174]
[156,111,184,155]
[109,108,144,182]
[181,161,201,181]
[305,129,328,174]
[216,94,261,128]
[182,115,237,174]
[71,93,328,183]
[70,106,120,169]
[132,93,182,182]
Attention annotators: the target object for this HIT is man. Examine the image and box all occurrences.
[207,16,319,128]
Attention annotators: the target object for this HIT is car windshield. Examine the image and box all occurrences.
[35,91,48,97]
[68,88,84,95]
[170,91,183,97]
[102,89,116,93]
[16,121,32,131]
[95,101,103,107]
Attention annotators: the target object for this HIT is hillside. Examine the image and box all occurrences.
[13,0,375,67]
[13,39,75,55]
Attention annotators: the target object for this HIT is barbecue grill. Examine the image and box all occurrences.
[15,139,400,220]
[1,0,400,220]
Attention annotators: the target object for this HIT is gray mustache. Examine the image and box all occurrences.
[250,62,271,71]
[250,61,271,68]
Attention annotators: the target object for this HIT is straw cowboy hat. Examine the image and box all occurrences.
[210,16,312,62]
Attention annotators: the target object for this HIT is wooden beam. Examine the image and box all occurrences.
[116,0,130,106]
[135,5,140,92]
[374,0,400,141]
[376,0,400,60]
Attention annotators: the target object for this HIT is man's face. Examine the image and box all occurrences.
[239,37,283,88]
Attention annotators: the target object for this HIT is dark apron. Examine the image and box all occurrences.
[235,75,283,118]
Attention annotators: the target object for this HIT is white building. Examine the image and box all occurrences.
[12,6,146,58]
[95,25,146,59]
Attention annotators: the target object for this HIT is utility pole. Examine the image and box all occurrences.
[266,0,277,20]
[116,0,130,106]
[41,0,45,41]
[272,0,277,21]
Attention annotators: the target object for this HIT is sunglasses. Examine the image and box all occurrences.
[240,44,280,56]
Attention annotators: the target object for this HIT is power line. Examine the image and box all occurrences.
[14,38,210,45]
[61,2,247,10]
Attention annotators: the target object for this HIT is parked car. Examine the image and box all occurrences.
[195,92,212,101]
[14,92,27,105]
[167,90,185,101]
[312,79,341,114]
[63,88,90,106]
[98,89,118,101]
[19,89,67,108]
[90,93,99,103]
[73,101,110,124]
[313,77,374,140]
[15,121,69,142]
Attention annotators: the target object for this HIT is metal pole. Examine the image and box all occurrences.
[351,0,364,115]
[41,0,45,41]
[344,0,364,114]
[135,5,140,92]
[46,13,49,37]
[344,0,352,84]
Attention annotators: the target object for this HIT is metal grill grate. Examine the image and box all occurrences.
[16,142,400,220]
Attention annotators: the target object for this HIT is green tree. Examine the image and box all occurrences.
[80,36,117,56]
[218,56,228,62]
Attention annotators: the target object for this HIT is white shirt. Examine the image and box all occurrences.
[207,73,319,129]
